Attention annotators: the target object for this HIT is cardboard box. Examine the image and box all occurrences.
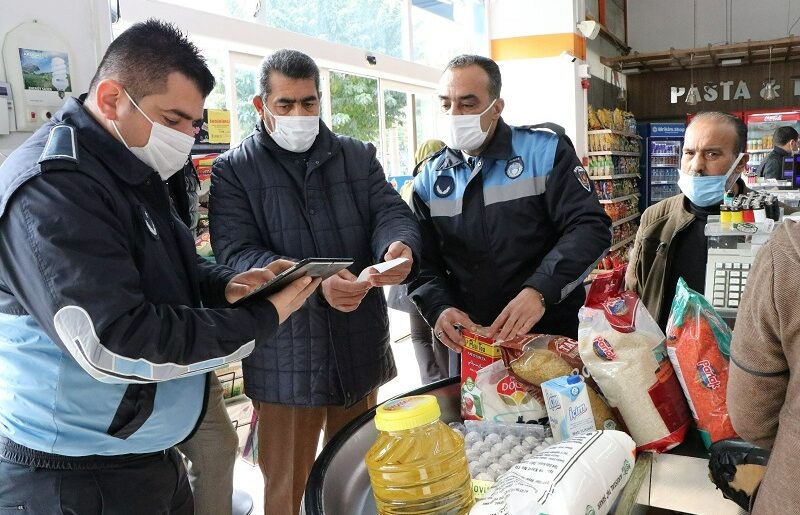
[460,330,502,420]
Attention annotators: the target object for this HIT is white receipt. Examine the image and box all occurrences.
[356,257,409,282]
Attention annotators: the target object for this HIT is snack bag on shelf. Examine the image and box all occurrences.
[588,105,602,130]
[578,268,691,452]
[665,278,738,447]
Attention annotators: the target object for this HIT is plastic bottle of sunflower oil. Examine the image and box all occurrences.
[365,395,474,514]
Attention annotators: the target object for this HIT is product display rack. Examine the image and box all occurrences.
[585,110,643,281]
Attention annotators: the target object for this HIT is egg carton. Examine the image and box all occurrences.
[450,421,552,482]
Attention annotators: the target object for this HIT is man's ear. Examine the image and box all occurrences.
[493,97,505,119]
[94,79,126,120]
[252,95,265,116]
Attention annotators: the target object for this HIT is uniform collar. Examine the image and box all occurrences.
[60,95,158,185]
[436,117,513,171]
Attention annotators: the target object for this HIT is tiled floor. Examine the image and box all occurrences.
[232,306,423,514]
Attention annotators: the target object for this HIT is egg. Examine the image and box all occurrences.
[485,433,502,445]
[524,436,539,446]
[488,463,504,475]
[491,443,505,455]
[480,451,494,463]
[475,471,496,482]
[464,431,481,444]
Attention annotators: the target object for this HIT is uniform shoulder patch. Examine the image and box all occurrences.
[573,165,592,192]
[505,156,525,179]
[434,175,455,198]
[38,124,78,171]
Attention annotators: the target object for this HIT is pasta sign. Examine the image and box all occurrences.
[670,80,781,103]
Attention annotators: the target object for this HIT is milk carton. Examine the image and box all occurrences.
[541,375,596,442]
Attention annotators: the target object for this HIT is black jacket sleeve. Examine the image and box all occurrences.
[408,186,458,327]
[762,153,784,180]
[0,172,279,384]
[522,137,612,305]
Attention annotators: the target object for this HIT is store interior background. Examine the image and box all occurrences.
[2,0,800,509]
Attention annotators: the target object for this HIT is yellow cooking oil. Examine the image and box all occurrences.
[365,395,474,515]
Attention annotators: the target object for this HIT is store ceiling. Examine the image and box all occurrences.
[601,36,800,74]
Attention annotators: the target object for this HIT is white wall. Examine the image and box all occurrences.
[0,0,112,162]
[489,0,581,38]
[628,0,800,53]
[499,57,584,151]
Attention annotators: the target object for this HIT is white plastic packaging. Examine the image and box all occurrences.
[470,430,636,515]
[541,375,596,442]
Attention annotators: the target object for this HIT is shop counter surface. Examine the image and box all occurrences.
[301,377,746,515]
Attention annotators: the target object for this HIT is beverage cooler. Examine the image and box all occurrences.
[745,110,800,180]
[639,123,686,207]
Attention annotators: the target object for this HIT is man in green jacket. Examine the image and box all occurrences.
[626,111,749,328]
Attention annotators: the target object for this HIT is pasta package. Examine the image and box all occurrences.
[666,278,737,447]
[578,269,691,452]
[499,334,621,433]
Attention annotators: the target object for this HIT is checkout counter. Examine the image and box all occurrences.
[302,378,746,515]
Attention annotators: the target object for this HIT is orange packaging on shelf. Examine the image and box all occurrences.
[191,153,220,183]
[666,278,737,448]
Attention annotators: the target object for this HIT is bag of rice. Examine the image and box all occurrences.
[666,278,737,447]
[499,334,621,433]
[578,270,691,452]
[469,430,636,515]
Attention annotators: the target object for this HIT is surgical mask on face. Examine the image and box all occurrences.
[264,105,319,153]
[111,89,194,181]
[677,152,745,207]
[438,99,497,151]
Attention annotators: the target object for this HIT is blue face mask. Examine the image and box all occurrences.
[677,153,745,207]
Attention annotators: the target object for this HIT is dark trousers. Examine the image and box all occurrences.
[409,310,450,384]
[0,447,193,514]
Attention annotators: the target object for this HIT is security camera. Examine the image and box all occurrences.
[577,20,600,40]
[561,51,578,63]
[366,55,377,66]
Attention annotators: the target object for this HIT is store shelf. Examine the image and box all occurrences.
[651,153,679,157]
[651,181,676,185]
[611,213,641,227]
[747,149,771,153]
[588,129,641,138]
[591,173,640,180]
[609,235,636,252]
[598,193,640,204]
[588,151,640,157]
[651,164,679,168]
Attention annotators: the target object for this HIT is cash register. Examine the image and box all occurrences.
[703,217,776,318]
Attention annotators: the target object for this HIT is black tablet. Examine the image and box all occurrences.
[231,258,354,307]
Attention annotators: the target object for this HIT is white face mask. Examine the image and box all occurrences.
[438,99,497,152]
[111,89,195,181]
[264,105,320,153]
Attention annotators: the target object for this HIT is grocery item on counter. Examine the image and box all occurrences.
[666,278,737,447]
[474,360,547,424]
[366,395,474,515]
[451,420,550,499]
[499,334,621,432]
[578,269,691,452]
[541,375,596,442]
[470,430,636,515]
[461,329,503,420]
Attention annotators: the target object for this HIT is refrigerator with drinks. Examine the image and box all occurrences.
[744,110,800,178]
[640,122,685,207]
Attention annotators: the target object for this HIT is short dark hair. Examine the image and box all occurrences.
[89,19,214,100]
[258,49,320,99]
[689,111,748,154]
[445,55,502,99]
[774,125,799,146]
